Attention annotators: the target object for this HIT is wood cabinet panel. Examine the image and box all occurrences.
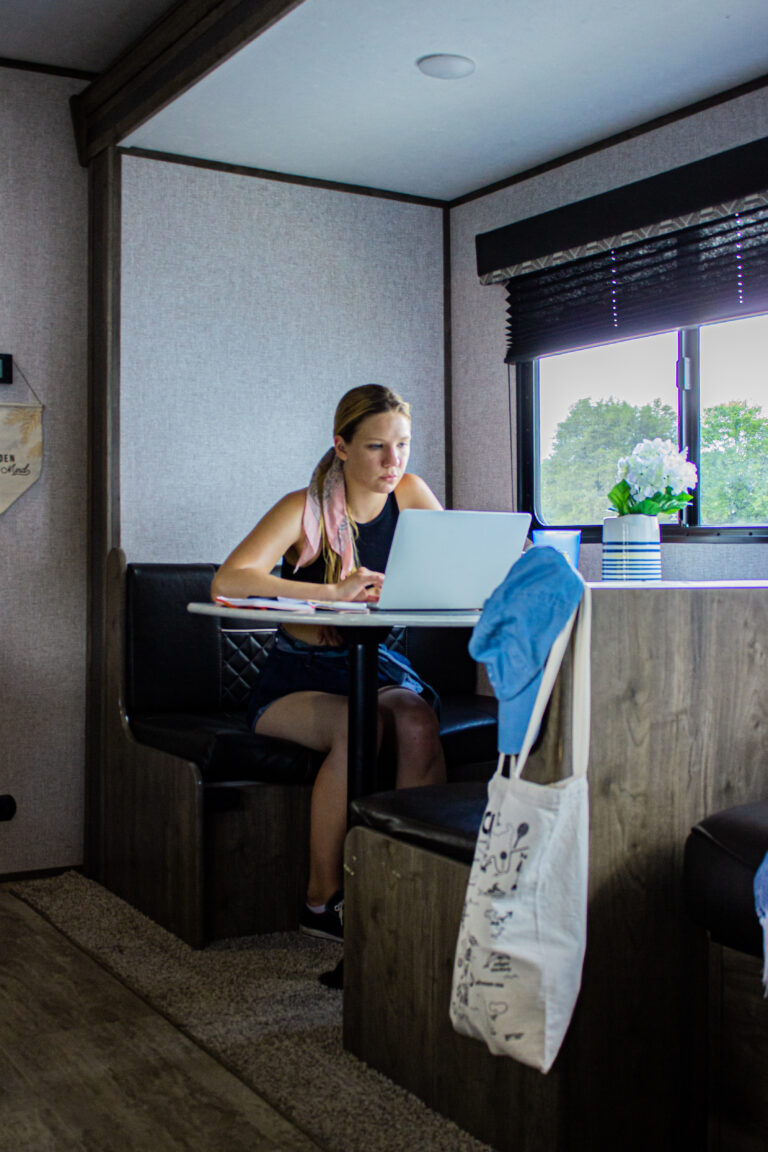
[344,584,768,1150]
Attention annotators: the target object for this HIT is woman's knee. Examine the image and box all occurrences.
[386,692,442,753]
[328,697,385,756]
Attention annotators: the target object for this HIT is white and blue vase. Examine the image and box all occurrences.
[602,514,661,581]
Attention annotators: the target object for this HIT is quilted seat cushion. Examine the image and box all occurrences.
[683,798,768,958]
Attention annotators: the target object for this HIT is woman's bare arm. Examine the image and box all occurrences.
[211,488,383,603]
[394,472,443,511]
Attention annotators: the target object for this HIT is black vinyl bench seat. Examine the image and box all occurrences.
[126,561,499,787]
[350,782,487,864]
[684,797,768,958]
[99,551,499,947]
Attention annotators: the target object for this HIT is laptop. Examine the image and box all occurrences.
[373,509,531,611]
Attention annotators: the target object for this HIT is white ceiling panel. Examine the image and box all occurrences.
[121,0,768,200]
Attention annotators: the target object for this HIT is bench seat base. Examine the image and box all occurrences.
[711,945,768,1152]
[343,823,708,1152]
[343,827,563,1152]
[99,734,312,947]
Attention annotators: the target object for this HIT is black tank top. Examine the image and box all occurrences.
[281,491,399,586]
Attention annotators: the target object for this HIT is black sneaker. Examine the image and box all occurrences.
[299,890,344,942]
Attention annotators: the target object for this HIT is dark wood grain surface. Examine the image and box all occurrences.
[0,891,321,1151]
[712,945,768,1152]
[345,584,768,1151]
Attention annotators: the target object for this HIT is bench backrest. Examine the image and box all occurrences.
[126,562,273,715]
[125,562,477,716]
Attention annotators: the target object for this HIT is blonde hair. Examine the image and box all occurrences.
[318,385,411,583]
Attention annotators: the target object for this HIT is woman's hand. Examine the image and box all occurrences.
[335,566,384,602]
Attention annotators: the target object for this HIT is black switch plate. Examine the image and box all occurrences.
[0,354,12,384]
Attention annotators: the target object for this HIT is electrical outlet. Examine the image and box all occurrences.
[0,354,12,385]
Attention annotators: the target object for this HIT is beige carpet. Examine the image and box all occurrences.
[6,872,492,1152]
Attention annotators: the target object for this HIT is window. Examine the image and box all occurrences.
[699,314,768,526]
[475,139,768,542]
[517,312,768,540]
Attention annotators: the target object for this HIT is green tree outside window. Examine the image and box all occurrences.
[540,397,768,526]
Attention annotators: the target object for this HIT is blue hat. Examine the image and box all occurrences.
[469,547,584,754]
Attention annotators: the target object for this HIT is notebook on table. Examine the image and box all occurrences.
[373,509,531,611]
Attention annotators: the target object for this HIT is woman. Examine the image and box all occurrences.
[212,384,446,940]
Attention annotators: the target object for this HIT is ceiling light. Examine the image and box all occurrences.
[416,54,475,80]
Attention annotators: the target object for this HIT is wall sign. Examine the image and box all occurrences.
[0,403,43,514]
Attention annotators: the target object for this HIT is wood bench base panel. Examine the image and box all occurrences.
[344,825,708,1152]
[204,782,311,940]
[710,945,768,1152]
[343,828,563,1152]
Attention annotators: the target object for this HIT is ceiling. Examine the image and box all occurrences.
[1,0,173,75]
[6,0,768,201]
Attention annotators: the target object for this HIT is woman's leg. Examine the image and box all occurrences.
[254,691,382,906]
[378,687,446,789]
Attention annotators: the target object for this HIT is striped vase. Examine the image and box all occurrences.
[602,514,661,581]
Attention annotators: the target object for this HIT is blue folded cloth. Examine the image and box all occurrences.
[754,851,768,993]
[469,547,584,754]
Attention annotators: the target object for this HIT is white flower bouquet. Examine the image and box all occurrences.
[607,438,698,517]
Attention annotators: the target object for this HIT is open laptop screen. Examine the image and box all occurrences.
[374,509,531,611]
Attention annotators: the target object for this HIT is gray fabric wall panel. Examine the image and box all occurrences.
[0,70,88,873]
[121,157,445,563]
[450,86,768,577]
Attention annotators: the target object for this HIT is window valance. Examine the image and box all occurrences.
[473,137,768,363]
[476,138,768,283]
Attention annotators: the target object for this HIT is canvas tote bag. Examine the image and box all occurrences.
[449,585,592,1073]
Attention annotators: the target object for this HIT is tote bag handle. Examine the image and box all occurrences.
[499,584,592,782]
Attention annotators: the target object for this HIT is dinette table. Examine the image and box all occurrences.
[187,603,480,809]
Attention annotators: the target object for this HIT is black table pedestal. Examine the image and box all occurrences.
[346,627,388,814]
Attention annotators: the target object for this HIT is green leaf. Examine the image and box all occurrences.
[607,479,632,516]
[630,497,661,515]
[625,489,693,516]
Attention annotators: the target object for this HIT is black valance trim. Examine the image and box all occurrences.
[476,137,768,281]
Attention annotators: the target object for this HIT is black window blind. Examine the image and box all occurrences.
[504,200,768,363]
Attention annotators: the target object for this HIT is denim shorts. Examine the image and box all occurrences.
[246,627,439,731]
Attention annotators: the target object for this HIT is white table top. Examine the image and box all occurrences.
[189,581,768,629]
[187,602,481,628]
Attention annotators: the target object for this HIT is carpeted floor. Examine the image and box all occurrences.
[5,872,493,1152]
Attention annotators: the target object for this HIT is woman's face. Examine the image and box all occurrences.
[334,411,412,496]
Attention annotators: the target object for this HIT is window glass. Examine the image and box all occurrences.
[699,314,768,526]
[538,333,678,524]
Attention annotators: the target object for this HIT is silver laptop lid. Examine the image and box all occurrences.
[375,509,531,611]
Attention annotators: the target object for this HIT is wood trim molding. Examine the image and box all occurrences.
[71,0,307,167]
[85,147,122,872]
[118,146,448,207]
[442,208,453,509]
[0,56,96,81]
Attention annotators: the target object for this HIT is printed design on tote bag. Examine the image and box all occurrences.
[452,805,534,1040]
[479,817,530,884]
